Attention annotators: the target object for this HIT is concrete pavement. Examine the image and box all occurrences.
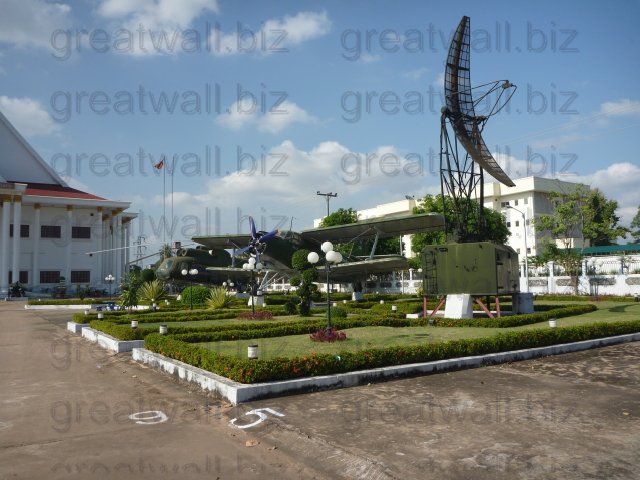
[1,300,639,479]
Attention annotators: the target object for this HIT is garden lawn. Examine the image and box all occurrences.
[139,313,326,329]
[200,301,640,360]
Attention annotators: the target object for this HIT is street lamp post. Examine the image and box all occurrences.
[242,257,263,315]
[181,268,199,309]
[105,274,115,298]
[505,205,529,293]
[307,241,343,334]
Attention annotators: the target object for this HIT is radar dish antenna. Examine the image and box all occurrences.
[440,15,517,243]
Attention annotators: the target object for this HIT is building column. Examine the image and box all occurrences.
[95,208,103,284]
[11,198,22,285]
[109,214,116,281]
[32,204,41,290]
[115,214,123,282]
[65,206,73,285]
[124,220,130,271]
[0,197,10,293]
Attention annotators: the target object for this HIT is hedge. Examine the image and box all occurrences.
[74,305,287,324]
[535,294,636,303]
[88,304,596,340]
[144,319,640,383]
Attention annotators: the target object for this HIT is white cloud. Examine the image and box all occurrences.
[134,140,435,234]
[0,96,60,137]
[212,11,330,56]
[0,0,72,49]
[598,99,640,117]
[97,0,218,27]
[360,53,382,63]
[433,72,445,87]
[216,99,317,134]
[96,0,218,55]
[570,162,640,226]
[402,68,429,80]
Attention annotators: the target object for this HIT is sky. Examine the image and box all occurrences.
[1,0,639,250]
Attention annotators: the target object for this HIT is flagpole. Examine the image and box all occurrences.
[163,155,166,246]
[171,154,176,249]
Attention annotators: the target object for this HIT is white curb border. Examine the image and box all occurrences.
[81,327,144,353]
[132,332,640,405]
[67,321,89,334]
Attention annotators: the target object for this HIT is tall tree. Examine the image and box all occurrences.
[536,186,628,248]
[319,208,358,227]
[582,189,628,246]
[630,206,640,244]
[411,194,510,255]
[319,207,401,256]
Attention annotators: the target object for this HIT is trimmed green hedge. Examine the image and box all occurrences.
[535,294,635,303]
[144,319,640,383]
[88,304,596,340]
[29,299,109,306]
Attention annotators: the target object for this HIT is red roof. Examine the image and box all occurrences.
[23,183,106,201]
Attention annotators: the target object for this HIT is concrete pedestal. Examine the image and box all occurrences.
[248,296,265,307]
[512,293,535,314]
[444,294,473,319]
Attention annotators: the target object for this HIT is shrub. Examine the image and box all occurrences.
[145,319,640,383]
[330,306,348,319]
[138,280,167,305]
[284,297,298,315]
[237,311,274,320]
[180,285,210,306]
[206,287,233,309]
[310,328,347,342]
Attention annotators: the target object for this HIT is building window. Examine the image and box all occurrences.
[41,225,62,238]
[40,271,61,284]
[516,248,521,254]
[506,222,511,227]
[500,201,509,207]
[527,248,531,254]
[9,224,30,238]
[8,271,28,284]
[515,220,520,227]
[71,271,91,283]
[514,199,519,206]
[72,226,91,239]
[524,198,529,205]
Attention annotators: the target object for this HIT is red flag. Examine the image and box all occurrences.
[154,158,165,170]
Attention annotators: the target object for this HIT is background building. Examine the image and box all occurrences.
[0,110,135,295]
[484,176,588,258]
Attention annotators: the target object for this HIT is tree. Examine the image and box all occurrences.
[319,208,358,227]
[582,189,628,246]
[119,272,141,312]
[289,249,318,316]
[319,206,401,256]
[411,194,510,255]
[630,206,640,244]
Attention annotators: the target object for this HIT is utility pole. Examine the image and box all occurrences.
[316,191,337,218]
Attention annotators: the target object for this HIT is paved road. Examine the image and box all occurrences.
[1,301,639,479]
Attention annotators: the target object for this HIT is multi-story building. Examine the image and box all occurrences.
[0,110,135,295]
[483,176,588,258]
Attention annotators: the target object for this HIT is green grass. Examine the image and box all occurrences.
[200,301,640,360]
[139,313,326,329]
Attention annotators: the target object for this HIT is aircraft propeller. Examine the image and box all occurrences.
[233,216,278,263]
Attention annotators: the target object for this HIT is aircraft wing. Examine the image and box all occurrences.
[192,235,252,250]
[314,256,410,282]
[299,212,444,244]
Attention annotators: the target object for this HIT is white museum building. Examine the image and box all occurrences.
[0,110,135,296]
